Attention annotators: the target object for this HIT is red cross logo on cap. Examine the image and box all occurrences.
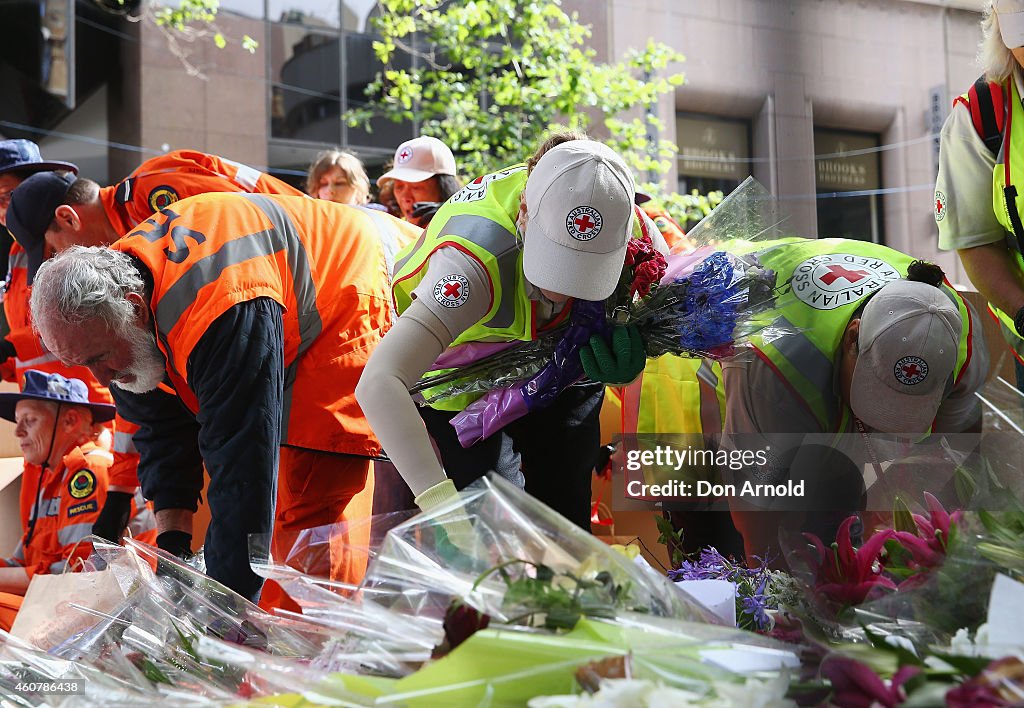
[574,214,596,233]
[433,274,470,309]
[566,206,604,241]
[819,265,871,285]
[894,355,929,385]
[398,147,413,163]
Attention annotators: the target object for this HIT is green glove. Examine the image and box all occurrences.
[579,324,647,385]
[414,479,478,561]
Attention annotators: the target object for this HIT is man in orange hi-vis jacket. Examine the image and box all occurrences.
[6,151,305,546]
[0,371,157,631]
[27,191,417,603]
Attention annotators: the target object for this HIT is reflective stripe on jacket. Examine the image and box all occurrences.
[114,193,417,456]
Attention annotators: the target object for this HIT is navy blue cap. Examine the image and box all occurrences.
[0,139,77,177]
[0,370,116,423]
[7,171,75,284]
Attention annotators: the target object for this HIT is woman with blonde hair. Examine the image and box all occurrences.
[306,149,370,205]
[935,0,1024,389]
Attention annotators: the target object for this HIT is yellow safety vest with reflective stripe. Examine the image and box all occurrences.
[393,163,654,411]
[392,166,535,345]
[987,77,1024,362]
[742,237,973,431]
[619,357,725,439]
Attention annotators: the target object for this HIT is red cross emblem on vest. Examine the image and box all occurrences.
[819,264,871,285]
[443,282,461,298]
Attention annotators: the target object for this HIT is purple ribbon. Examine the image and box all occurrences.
[450,300,608,447]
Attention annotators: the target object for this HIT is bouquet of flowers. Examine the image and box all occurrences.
[411,177,788,446]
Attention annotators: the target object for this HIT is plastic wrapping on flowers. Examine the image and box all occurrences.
[359,476,709,626]
[245,476,802,706]
[0,479,804,705]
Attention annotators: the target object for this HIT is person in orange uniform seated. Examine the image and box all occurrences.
[27,191,417,605]
[635,192,689,254]
[0,371,157,631]
[6,150,305,545]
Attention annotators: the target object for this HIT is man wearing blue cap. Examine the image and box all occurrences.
[0,370,156,631]
[0,140,77,367]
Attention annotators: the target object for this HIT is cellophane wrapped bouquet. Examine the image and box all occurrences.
[411,177,791,446]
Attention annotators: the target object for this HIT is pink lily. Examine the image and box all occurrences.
[821,654,921,708]
[804,516,896,607]
[893,492,962,572]
[945,656,1022,707]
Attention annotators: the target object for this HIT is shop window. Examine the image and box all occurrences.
[814,129,884,244]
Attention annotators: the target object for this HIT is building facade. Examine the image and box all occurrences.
[0,0,988,283]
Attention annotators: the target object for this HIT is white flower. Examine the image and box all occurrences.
[708,673,795,708]
[950,627,973,655]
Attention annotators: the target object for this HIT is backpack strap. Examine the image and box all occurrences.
[953,74,1007,157]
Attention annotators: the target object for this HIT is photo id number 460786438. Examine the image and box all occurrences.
[14,680,84,695]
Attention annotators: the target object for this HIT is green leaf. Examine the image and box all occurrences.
[953,465,978,506]
[892,496,917,534]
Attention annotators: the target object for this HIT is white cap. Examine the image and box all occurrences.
[996,0,1024,48]
[377,136,457,185]
[522,141,635,301]
[849,280,961,435]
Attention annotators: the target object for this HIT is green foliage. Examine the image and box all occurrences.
[654,514,685,568]
[348,0,708,226]
[151,0,258,55]
[474,559,634,631]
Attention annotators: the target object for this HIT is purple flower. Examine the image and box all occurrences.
[740,575,772,631]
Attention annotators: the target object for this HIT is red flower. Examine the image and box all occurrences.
[623,235,667,300]
[893,492,961,573]
[946,657,1023,707]
[821,654,920,707]
[804,516,896,607]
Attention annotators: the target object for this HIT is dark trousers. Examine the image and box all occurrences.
[419,383,604,530]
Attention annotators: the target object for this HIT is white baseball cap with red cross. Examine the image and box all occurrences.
[849,280,961,435]
[522,140,635,302]
[377,136,457,185]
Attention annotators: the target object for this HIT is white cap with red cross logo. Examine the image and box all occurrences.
[522,140,635,302]
[377,136,458,185]
[849,279,961,435]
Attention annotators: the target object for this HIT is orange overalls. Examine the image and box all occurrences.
[0,442,156,631]
[114,193,418,606]
[3,151,304,492]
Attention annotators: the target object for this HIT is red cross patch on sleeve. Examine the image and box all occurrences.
[433,274,471,308]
